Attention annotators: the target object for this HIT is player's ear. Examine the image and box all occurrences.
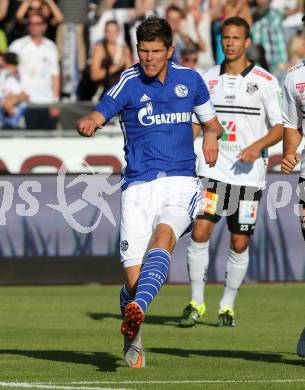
[245,37,251,50]
[167,44,175,60]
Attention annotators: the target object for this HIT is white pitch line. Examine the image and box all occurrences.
[0,383,132,390]
[4,379,305,388]
[69,379,305,385]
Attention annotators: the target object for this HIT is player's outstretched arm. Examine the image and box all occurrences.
[238,123,283,163]
[76,111,106,137]
[281,127,302,174]
[202,116,223,167]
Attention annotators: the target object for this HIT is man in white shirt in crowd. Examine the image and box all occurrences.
[179,16,283,328]
[9,12,60,129]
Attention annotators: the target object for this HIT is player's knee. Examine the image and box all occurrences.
[151,225,176,251]
[191,221,211,243]
[191,229,209,243]
[231,238,249,253]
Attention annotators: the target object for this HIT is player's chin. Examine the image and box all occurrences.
[143,67,158,77]
[224,53,236,61]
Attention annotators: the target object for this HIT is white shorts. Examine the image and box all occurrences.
[120,176,202,268]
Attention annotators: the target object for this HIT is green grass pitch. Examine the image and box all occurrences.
[0,284,305,390]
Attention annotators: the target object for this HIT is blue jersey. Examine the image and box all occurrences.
[95,61,213,190]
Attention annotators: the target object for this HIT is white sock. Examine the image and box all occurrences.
[187,239,210,306]
[219,248,249,310]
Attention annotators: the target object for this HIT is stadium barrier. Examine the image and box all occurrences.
[0,131,301,174]
[0,174,303,284]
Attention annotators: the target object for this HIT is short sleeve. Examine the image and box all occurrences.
[193,71,216,123]
[264,77,283,127]
[95,77,129,121]
[194,71,210,106]
[282,73,302,130]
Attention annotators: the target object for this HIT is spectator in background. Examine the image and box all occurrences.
[180,44,200,69]
[0,1,9,21]
[0,52,5,69]
[287,33,305,66]
[165,4,188,63]
[210,0,226,64]
[271,0,304,45]
[9,12,60,129]
[90,0,150,50]
[182,0,215,71]
[56,0,88,100]
[90,20,133,101]
[223,0,252,25]
[251,0,288,73]
[246,41,269,70]
[0,0,9,51]
[0,52,28,129]
[9,13,60,104]
[276,33,305,86]
[91,0,127,47]
[15,0,64,40]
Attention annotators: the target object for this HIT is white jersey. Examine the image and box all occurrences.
[0,69,23,100]
[282,61,305,178]
[9,36,60,104]
[197,63,282,188]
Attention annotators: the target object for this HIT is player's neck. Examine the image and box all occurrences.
[224,57,251,76]
[157,62,169,83]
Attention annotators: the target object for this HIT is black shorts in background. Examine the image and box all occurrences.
[197,177,262,236]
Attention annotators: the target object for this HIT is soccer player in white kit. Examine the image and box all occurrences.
[179,16,283,328]
[77,17,223,367]
[281,20,305,356]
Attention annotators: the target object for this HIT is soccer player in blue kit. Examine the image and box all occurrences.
[77,16,223,368]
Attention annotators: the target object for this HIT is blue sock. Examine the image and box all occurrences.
[135,248,171,313]
[120,284,133,318]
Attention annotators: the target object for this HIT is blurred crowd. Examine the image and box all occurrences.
[0,0,304,130]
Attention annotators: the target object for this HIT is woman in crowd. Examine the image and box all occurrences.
[90,20,133,100]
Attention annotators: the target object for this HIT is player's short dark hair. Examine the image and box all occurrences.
[221,17,250,39]
[136,16,173,48]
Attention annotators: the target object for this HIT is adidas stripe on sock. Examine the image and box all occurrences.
[120,284,133,318]
[135,248,171,312]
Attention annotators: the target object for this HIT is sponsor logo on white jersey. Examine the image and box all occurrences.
[296,82,305,94]
[221,120,237,142]
[207,79,218,94]
[138,101,192,126]
[220,120,241,151]
[253,68,272,81]
[174,84,188,97]
[225,95,236,101]
[246,83,259,95]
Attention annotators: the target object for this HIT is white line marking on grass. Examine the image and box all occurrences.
[3,380,305,389]
[0,383,132,390]
[70,380,305,385]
